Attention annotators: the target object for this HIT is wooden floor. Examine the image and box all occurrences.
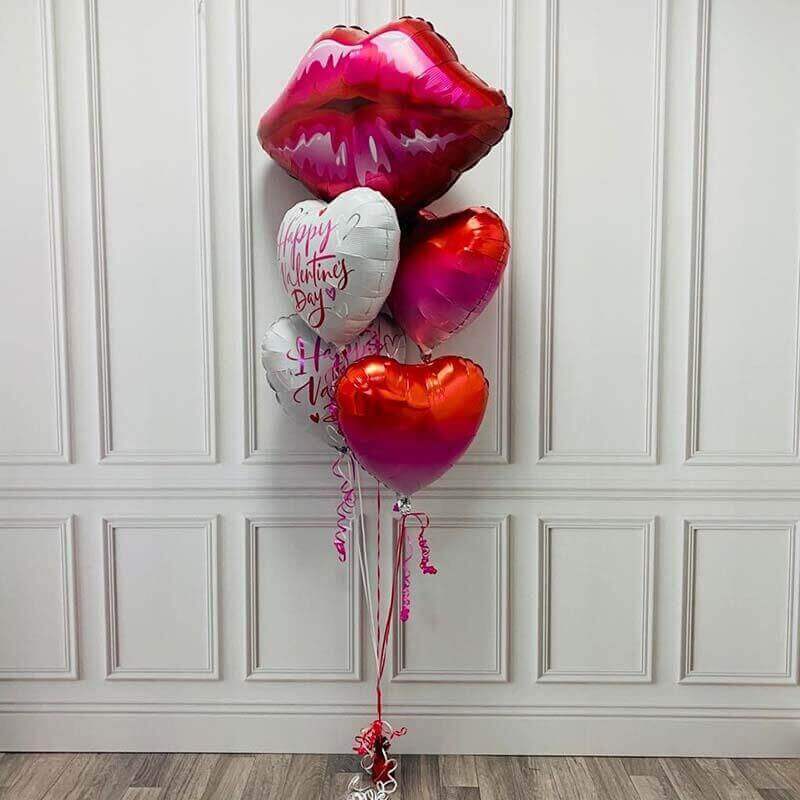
[1,753,799,799]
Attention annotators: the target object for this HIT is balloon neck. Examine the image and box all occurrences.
[392,495,412,515]
[419,348,432,364]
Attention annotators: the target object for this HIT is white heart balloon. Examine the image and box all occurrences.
[260,313,406,450]
[276,187,401,347]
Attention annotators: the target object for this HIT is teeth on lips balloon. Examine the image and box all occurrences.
[260,313,406,451]
[258,18,512,216]
[335,356,489,496]
[277,187,400,348]
[388,207,510,354]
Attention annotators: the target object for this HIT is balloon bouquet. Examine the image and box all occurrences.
[258,18,511,800]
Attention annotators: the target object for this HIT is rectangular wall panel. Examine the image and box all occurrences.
[538,518,654,682]
[88,0,215,462]
[686,0,800,463]
[239,0,358,463]
[0,0,69,463]
[540,0,665,463]
[244,518,359,680]
[392,516,508,682]
[0,518,76,679]
[680,520,799,684]
[103,517,218,680]
[395,0,514,462]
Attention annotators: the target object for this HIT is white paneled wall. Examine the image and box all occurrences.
[1,0,799,755]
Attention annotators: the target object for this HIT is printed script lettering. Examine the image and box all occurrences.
[278,212,349,329]
[286,324,387,423]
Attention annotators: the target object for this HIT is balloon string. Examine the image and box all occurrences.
[353,457,379,666]
[376,522,404,723]
[375,483,381,717]
[331,452,356,562]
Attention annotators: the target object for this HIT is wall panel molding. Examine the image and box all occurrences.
[102,516,219,680]
[0,0,70,465]
[684,0,800,465]
[0,517,77,680]
[8,481,800,501]
[392,515,509,682]
[537,517,655,683]
[390,0,515,464]
[342,0,359,26]
[538,0,666,464]
[244,516,360,681]
[236,0,326,465]
[679,519,800,684]
[87,0,216,464]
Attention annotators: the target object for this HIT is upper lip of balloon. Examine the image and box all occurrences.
[257,20,511,169]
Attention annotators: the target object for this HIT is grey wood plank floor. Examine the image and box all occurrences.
[1,754,799,800]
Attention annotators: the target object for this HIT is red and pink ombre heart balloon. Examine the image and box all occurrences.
[388,207,510,354]
[336,355,489,497]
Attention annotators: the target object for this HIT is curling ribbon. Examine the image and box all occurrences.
[398,512,437,623]
[400,530,412,623]
[331,452,356,562]
[411,512,437,575]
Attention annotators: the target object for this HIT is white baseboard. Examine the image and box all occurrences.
[2,705,800,756]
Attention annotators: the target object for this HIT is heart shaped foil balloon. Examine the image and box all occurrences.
[335,356,489,496]
[277,187,400,348]
[258,18,512,216]
[261,313,406,450]
[388,207,510,354]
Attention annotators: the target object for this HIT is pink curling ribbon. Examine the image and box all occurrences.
[331,452,356,562]
[408,512,437,575]
[400,527,412,623]
[398,512,436,623]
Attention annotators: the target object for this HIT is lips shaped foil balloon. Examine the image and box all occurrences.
[336,356,489,496]
[388,207,510,354]
[258,18,512,216]
[278,187,400,347]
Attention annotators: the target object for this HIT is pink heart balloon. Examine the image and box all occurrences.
[387,207,510,354]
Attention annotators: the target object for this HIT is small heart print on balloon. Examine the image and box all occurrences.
[309,413,320,423]
[383,333,404,354]
[325,287,336,301]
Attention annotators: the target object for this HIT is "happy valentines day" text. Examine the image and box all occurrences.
[278,213,350,330]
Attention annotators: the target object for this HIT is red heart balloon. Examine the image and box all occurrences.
[335,356,489,496]
[388,207,510,354]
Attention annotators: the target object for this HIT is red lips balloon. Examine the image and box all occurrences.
[258,18,511,216]
[335,356,489,497]
[388,207,510,354]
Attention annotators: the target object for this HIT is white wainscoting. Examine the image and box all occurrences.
[1,0,800,756]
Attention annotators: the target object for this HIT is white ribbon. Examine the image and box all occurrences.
[345,774,398,800]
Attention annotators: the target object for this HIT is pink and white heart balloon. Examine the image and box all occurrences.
[260,312,405,450]
[277,187,401,348]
